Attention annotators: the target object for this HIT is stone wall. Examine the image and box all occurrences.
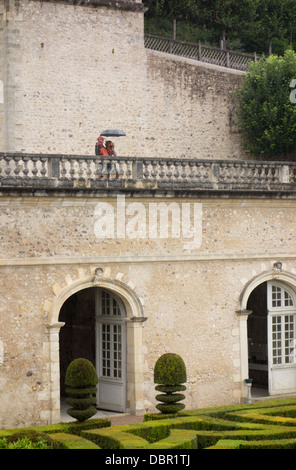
[0,0,246,159]
[144,51,245,160]
[1,193,296,428]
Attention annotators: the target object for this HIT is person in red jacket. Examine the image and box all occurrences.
[95,136,108,178]
[106,140,119,179]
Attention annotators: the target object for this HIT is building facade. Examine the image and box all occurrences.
[1,0,296,430]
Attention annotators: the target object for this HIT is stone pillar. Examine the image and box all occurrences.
[126,316,147,415]
[47,322,65,424]
[236,310,252,401]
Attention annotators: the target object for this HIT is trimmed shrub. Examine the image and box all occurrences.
[154,353,187,414]
[65,358,98,422]
[5,430,60,449]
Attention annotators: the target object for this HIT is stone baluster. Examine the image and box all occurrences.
[143,161,150,180]
[31,157,39,177]
[166,161,173,181]
[85,159,93,180]
[69,158,76,179]
[253,164,260,184]
[225,163,234,182]
[188,161,196,181]
[126,159,132,179]
[77,159,85,180]
[118,159,126,179]
[40,157,48,177]
[261,164,268,184]
[266,165,274,184]
[203,162,211,182]
[233,163,240,182]
[195,162,202,181]
[181,161,187,180]
[22,156,30,177]
[151,160,158,179]
[4,155,12,176]
[174,161,180,180]
[159,160,166,180]
[240,163,248,183]
[111,159,118,179]
[245,163,254,183]
[13,156,21,176]
[219,162,226,182]
[60,159,68,179]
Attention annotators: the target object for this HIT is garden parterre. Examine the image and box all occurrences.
[2,399,296,449]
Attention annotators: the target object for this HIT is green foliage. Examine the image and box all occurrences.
[235,49,296,157]
[4,430,60,449]
[144,0,296,55]
[65,358,98,422]
[154,353,187,385]
[154,353,187,414]
[65,358,98,388]
[49,432,101,449]
[0,437,54,449]
[4,398,296,449]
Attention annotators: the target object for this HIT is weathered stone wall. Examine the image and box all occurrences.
[0,1,5,151]
[0,0,246,159]
[144,51,245,160]
[0,194,295,428]
[0,0,147,155]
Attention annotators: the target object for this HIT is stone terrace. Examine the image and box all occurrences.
[1,153,296,197]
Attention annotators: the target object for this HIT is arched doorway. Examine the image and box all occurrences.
[247,280,296,395]
[59,287,127,412]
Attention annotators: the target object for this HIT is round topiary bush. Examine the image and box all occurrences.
[154,353,187,414]
[65,358,98,422]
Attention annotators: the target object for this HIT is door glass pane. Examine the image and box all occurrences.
[271,285,294,308]
[101,324,123,379]
[272,286,282,308]
[102,291,110,315]
[284,315,296,364]
[272,316,282,365]
[102,324,111,376]
[285,291,294,307]
[271,314,296,365]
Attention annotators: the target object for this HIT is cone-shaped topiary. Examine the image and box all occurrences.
[65,358,98,422]
[154,353,187,414]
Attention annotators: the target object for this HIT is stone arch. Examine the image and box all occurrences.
[44,267,146,423]
[240,267,296,311]
[237,266,296,400]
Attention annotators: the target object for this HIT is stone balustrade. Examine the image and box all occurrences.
[0,153,295,195]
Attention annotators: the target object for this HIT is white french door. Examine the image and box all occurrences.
[95,289,126,412]
[268,281,296,395]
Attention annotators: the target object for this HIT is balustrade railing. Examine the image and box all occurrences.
[0,153,295,193]
[144,34,259,71]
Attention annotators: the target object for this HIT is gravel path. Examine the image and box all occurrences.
[109,414,144,426]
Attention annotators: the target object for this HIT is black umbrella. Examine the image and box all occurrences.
[100,129,126,137]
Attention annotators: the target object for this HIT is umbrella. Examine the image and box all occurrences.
[100,129,126,137]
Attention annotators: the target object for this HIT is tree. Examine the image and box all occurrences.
[144,0,200,39]
[284,0,296,48]
[197,0,259,49]
[256,0,287,55]
[235,49,296,157]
